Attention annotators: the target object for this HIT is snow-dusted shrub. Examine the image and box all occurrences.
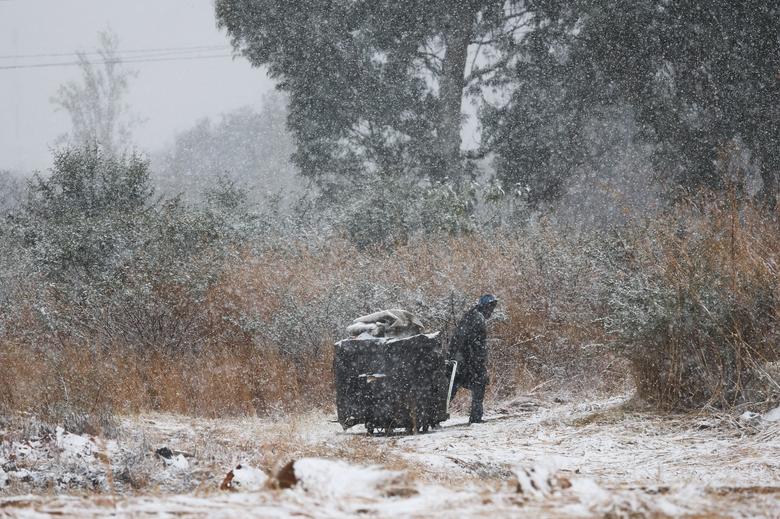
[605,199,779,408]
[315,174,476,249]
[0,170,24,214]
[4,147,774,420]
[1,146,254,351]
[207,228,622,408]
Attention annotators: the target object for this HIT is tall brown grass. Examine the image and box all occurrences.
[609,197,779,408]
[0,340,334,426]
[1,198,777,427]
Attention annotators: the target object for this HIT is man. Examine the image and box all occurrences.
[448,294,498,424]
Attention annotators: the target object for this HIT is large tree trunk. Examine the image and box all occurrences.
[759,164,778,211]
[436,5,478,182]
[757,141,778,211]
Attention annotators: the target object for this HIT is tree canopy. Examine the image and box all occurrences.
[483,0,780,207]
[216,0,530,184]
[217,0,779,209]
[51,31,138,156]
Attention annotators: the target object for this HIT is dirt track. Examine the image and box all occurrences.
[2,395,779,517]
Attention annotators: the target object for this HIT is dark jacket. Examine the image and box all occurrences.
[448,306,489,387]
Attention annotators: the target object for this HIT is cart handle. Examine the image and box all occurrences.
[445,360,458,413]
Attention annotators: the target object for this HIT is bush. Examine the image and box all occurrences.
[1,146,254,351]
[314,174,477,249]
[605,198,779,408]
[1,145,776,422]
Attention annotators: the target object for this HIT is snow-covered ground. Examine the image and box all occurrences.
[2,395,779,517]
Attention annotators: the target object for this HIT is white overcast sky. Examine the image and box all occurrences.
[0,0,275,172]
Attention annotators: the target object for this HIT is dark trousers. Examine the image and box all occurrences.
[451,380,486,422]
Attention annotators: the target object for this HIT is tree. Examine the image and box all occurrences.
[215,0,531,185]
[484,0,780,208]
[51,30,138,156]
[2,144,255,349]
[0,171,24,214]
[155,92,299,201]
[480,43,588,206]
[10,145,153,285]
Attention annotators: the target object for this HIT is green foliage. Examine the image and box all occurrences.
[485,0,780,207]
[155,94,298,202]
[2,145,254,349]
[10,146,153,285]
[317,174,477,249]
[215,1,779,211]
[215,0,529,184]
[481,54,587,206]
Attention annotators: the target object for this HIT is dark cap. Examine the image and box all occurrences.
[478,294,498,306]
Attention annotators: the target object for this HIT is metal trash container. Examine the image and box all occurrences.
[334,332,453,435]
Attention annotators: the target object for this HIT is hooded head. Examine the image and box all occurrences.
[476,294,498,318]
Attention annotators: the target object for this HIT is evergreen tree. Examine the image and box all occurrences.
[216,0,531,185]
[484,0,780,208]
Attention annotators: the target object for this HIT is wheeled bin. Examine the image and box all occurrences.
[333,332,455,435]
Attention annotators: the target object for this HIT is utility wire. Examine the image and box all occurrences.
[0,44,231,60]
[0,53,235,70]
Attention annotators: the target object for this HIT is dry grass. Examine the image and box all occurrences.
[0,230,616,426]
[616,197,780,408]
[0,340,333,433]
[1,196,777,425]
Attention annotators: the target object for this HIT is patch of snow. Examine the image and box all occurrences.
[163,453,190,471]
[56,427,92,459]
[230,465,267,491]
[564,478,689,517]
[55,426,118,462]
[7,468,31,484]
[739,411,761,426]
[292,458,404,499]
[763,405,780,422]
[566,478,611,511]
[335,334,387,345]
[513,456,567,498]
[387,331,440,343]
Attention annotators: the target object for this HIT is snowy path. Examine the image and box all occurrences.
[2,395,780,517]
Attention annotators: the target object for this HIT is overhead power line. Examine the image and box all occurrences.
[0,53,235,71]
[0,44,232,60]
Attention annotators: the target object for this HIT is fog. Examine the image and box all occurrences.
[0,0,275,172]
